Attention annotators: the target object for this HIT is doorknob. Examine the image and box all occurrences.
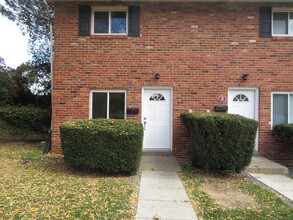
[143,117,146,130]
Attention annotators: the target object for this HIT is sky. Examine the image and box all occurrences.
[0,0,31,68]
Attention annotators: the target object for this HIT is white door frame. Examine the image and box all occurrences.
[228,87,259,151]
[142,87,173,150]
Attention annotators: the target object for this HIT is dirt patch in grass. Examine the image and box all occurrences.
[199,178,260,210]
[180,165,293,220]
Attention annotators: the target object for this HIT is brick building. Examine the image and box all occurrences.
[52,0,293,166]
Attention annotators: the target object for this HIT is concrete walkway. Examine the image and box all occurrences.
[245,156,292,202]
[245,156,289,175]
[249,173,293,201]
[136,155,197,220]
[136,154,292,219]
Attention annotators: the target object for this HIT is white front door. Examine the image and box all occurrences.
[142,89,172,149]
[228,89,258,150]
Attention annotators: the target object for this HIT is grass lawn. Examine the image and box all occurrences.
[0,143,138,219]
[180,165,293,220]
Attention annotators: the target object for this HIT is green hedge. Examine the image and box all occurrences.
[272,124,293,145]
[60,119,144,174]
[181,112,258,173]
[0,105,50,131]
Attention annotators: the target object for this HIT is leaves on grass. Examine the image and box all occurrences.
[179,164,293,220]
[0,143,138,219]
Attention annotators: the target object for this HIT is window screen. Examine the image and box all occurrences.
[94,12,109,33]
[273,94,288,125]
[290,95,293,123]
[290,13,293,36]
[92,92,107,118]
[273,12,288,35]
[109,93,125,119]
[111,11,127,33]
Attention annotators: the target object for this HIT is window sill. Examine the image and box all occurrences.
[90,35,128,39]
[272,36,293,41]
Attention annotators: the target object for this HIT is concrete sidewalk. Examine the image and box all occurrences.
[135,154,292,219]
[246,156,292,202]
[249,173,293,201]
[245,156,289,175]
[136,155,197,220]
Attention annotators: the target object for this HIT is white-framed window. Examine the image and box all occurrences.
[272,8,293,36]
[90,90,126,119]
[272,92,293,125]
[91,7,128,35]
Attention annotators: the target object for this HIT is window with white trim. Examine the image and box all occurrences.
[91,91,126,119]
[272,9,293,36]
[92,7,128,35]
[272,93,293,125]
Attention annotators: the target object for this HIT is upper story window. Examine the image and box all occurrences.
[272,9,293,36]
[92,7,128,35]
[79,5,140,37]
[272,92,293,126]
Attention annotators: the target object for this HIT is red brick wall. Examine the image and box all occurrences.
[53,2,293,166]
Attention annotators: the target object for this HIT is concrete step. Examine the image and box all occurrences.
[142,149,173,156]
[139,155,181,173]
[245,156,289,175]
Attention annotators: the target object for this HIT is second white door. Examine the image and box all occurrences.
[228,90,256,120]
[228,88,258,151]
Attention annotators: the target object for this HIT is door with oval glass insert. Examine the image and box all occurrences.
[142,89,172,149]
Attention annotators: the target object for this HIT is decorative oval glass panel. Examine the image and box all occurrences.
[149,93,165,101]
[233,94,249,102]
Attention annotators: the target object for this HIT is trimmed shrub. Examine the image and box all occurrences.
[60,119,143,174]
[181,112,258,173]
[272,124,293,145]
[0,105,50,131]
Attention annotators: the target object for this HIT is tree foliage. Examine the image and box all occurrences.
[0,57,16,105]
[0,0,54,58]
[0,57,5,67]
[14,61,51,96]
[0,0,54,95]
[0,57,51,107]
